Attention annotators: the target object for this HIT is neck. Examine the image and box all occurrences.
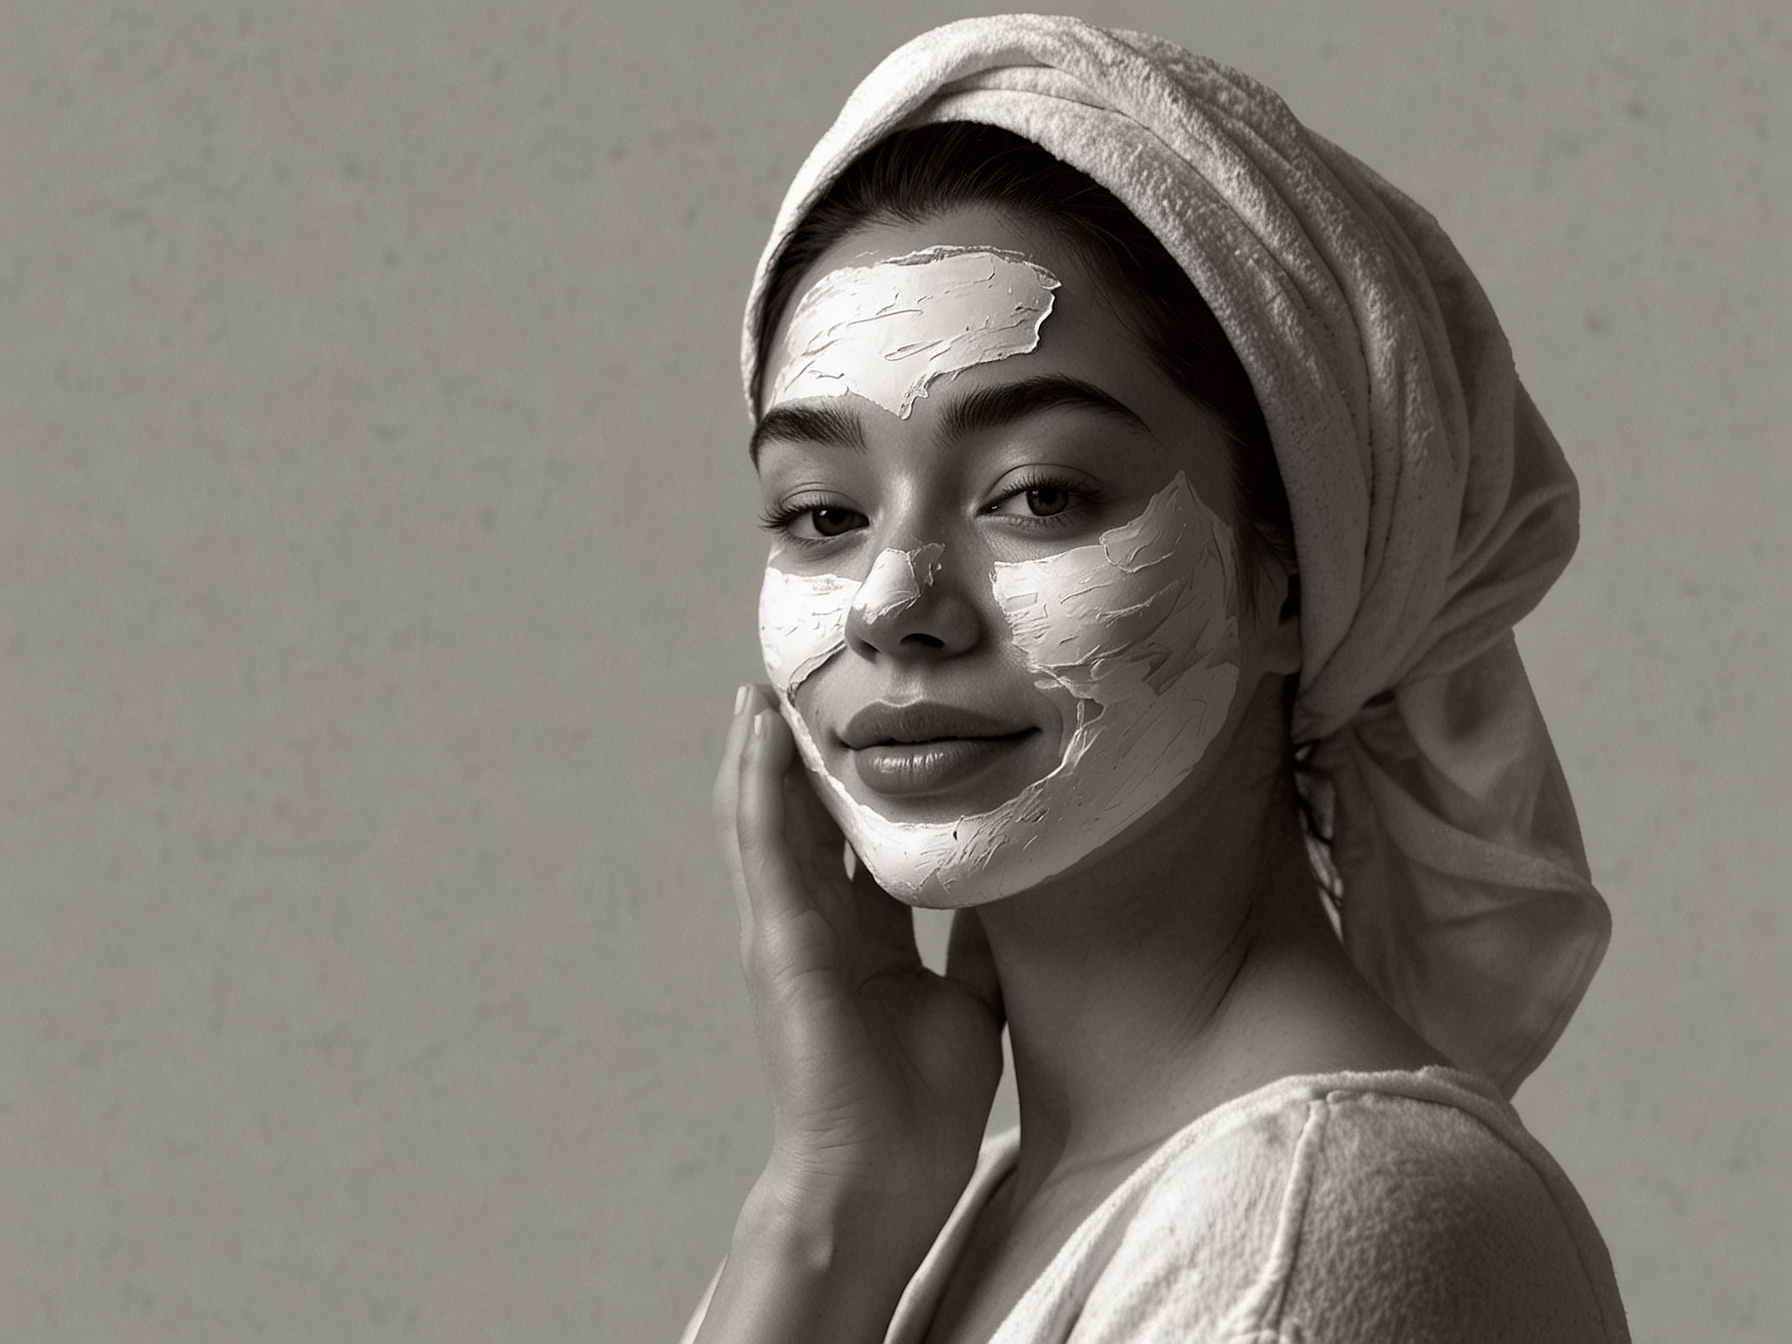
[971,675,1436,1190]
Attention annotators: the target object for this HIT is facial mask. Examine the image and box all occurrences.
[758,474,1240,906]
[767,245,1059,417]
[758,542,945,700]
[854,543,945,625]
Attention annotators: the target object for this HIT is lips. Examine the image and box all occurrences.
[839,701,1037,797]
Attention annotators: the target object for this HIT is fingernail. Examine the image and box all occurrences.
[842,840,859,881]
[751,709,770,740]
[734,685,750,715]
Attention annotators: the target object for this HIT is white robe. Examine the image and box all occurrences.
[680,1068,1628,1343]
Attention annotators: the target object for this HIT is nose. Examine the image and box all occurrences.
[845,542,982,658]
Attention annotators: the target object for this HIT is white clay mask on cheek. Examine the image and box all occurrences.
[756,542,943,695]
[758,474,1242,908]
[766,245,1059,417]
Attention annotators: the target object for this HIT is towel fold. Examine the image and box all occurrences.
[741,14,1609,1094]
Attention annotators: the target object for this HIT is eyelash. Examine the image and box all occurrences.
[758,497,860,542]
[760,472,1101,547]
[986,470,1103,524]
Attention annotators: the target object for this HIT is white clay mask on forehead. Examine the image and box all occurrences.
[766,244,1060,417]
[758,474,1241,907]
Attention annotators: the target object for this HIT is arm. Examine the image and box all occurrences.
[693,689,1005,1344]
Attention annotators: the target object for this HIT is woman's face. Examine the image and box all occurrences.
[753,206,1281,906]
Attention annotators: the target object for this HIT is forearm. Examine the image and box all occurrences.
[691,1166,931,1344]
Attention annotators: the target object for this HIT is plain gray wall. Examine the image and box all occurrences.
[2,2,1784,1340]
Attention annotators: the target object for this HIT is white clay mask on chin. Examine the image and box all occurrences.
[756,244,1240,906]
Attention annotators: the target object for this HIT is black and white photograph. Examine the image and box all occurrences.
[3,4,1783,1341]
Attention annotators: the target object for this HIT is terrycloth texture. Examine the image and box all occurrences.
[676,1069,1630,1344]
[740,15,1610,1093]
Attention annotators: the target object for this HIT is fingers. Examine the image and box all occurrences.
[715,685,787,935]
[717,684,917,989]
[729,691,842,980]
[713,685,765,932]
[944,908,1005,1026]
[735,703,799,903]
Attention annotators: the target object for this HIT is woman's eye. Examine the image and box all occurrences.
[763,500,868,541]
[988,483,1079,519]
[808,506,867,537]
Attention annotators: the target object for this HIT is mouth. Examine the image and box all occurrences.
[839,701,1038,798]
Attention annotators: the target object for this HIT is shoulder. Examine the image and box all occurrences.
[1079,1070,1629,1344]
[1271,1076,1628,1343]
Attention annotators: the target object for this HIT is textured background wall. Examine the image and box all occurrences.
[1,2,1784,1341]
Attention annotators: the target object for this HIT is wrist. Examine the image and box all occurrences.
[692,1170,924,1344]
[738,1158,929,1277]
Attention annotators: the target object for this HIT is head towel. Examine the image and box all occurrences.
[741,14,1610,1095]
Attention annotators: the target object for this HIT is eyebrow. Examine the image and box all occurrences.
[749,402,866,465]
[749,375,1153,465]
[939,375,1154,443]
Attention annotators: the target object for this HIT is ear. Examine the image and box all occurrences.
[1257,570,1302,676]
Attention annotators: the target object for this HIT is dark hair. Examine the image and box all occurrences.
[754,121,1297,614]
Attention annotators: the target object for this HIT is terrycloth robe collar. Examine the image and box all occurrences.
[740,14,1609,1095]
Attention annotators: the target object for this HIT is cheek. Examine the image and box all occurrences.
[758,562,857,696]
[757,545,945,698]
[991,474,1237,715]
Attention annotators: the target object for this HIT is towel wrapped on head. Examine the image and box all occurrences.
[741,13,1609,1096]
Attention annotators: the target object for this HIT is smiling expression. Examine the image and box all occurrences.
[752,209,1249,906]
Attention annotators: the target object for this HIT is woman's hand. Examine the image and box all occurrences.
[713,685,1005,1242]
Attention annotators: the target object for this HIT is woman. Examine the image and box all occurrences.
[689,16,1626,1343]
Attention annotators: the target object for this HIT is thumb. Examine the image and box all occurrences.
[944,907,1004,1025]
